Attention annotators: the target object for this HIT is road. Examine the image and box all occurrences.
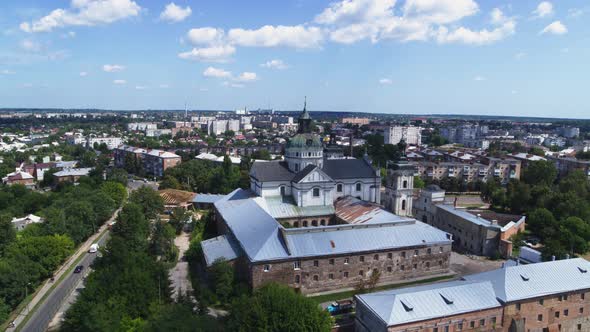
[17,230,111,332]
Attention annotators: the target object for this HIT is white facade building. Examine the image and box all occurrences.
[384,126,422,146]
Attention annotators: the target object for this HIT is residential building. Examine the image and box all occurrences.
[414,185,525,257]
[11,214,44,231]
[384,126,422,146]
[113,145,182,177]
[355,258,590,332]
[127,122,157,131]
[87,136,123,150]
[159,189,196,212]
[547,155,590,179]
[341,117,370,125]
[53,167,93,183]
[559,126,581,139]
[2,171,35,187]
[507,152,547,168]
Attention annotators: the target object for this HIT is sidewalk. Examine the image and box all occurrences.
[7,207,120,331]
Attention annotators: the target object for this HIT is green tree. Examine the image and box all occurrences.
[210,258,234,302]
[113,203,150,251]
[129,186,164,220]
[100,181,127,205]
[159,175,182,190]
[227,283,332,332]
[522,160,557,186]
[0,215,16,256]
[149,219,176,261]
[414,176,425,189]
[527,208,558,241]
[106,168,128,186]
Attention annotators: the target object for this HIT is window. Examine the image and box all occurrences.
[343,271,349,278]
[356,183,361,191]
[344,258,349,265]
[303,220,308,227]
[359,255,365,262]
[337,184,343,192]
[580,307,584,314]
[470,321,475,328]
[414,250,419,256]
[401,251,406,258]
[295,275,300,283]
[373,254,379,261]
[433,328,438,332]
[491,317,496,325]
[479,319,485,326]
[329,259,334,265]
[312,188,320,197]
[359,270,364,276]
[413,263,417,270]
[387,253,393,259]
[313,260,319,267]
[565,295,569,300]
[329,273,334,280]
[312,220,318,226]
[295,164,299,172]
[578,324,582,331]
[401,265,405,271]
[457,322,463,331]
[564,309,569,316]
[401,200,406,210]
[582,293,586,300]
[293,221,299,227]
[313,275,319,281]
[516,303,521,311]
[538,314,543,322]
[539,299,544,305]
[439,260,443,266]
[426,262,430,268]
[403,180,408,188]
[263,264,270,272]
[293,261,301,270]
[320,219,326,226]
[444,326,449,332]
[427,248,432,254]
[555,312,560,318]
[280,186,286,196]
[387,266,392,272]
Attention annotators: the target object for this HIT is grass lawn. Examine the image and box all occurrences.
[309,275,455,305]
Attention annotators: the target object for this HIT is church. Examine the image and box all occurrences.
[249,101,381,220]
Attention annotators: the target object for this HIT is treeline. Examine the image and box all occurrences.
[62,186,218,331]
[160,157,245,194]
[481,160,590,259]
[0,177,127,323]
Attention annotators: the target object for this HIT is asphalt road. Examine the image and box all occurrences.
[19,232,110,332]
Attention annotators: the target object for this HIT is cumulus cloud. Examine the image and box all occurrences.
[533,1,553,18]
[79,71,88,76]
[177,45,235,62]
[235,72,257,82]
[160,3,191,22]
[260,59,288,69]
[540,21,567,35]
[203,66,232,78]
[103,64,125,72]
[113,79,126,84]
[434,8,515,45]
[228,25,324,48]
[379,78,392,84]
[568,8,584,18]
[187,27,225,45]
[20,0,141,33]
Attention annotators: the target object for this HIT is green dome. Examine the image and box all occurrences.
[286,133,322,149]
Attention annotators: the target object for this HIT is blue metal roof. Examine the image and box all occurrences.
[357,280,500,326]
[193,193,226,204]
[436,204,501,229]
[200,235,241,266]
[464,258,590,303]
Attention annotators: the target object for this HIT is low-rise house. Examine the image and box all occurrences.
[53,167,93,183]
[11,214,44,231]
[2,171,35,187]
[159,189,196,211]
[355,258,590,332]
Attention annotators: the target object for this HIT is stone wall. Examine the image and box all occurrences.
[386,306,503,332]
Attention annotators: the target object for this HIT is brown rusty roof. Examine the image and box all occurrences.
[159,189,196,206]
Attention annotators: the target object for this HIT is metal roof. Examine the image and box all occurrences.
[201,235,241,267]
[193,193,226,204]
[356,280,500,326]
[323,159,377,179]
[436,204,501,229]
[334,196,412,224]
[250,161,295,182]
[464,258,590,303]
[254,196,334,219]
[53,167,92,177]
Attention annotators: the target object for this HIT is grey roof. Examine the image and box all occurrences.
[356,280,500,326]
[436,204,501,229]
[250,161,294,182]
[193,193,226,204]
[54,167,93,177]
[323,159,377,179]
[214,189,451,263]
[424,184,443,192]
[291,164,317,183]
[201,235,241,266]
[463,258,590,303]
[254,196,334,219]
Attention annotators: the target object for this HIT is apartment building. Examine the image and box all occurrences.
[384,126,422,146]
[113,145,182,177]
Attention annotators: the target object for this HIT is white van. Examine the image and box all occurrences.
[89,243,99,253]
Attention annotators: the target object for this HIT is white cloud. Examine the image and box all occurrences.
[540,21,567,35]
[260,59,288,69]
[79,71,88,76]
[474,75,486,81]
[568,8,584,18]
[187,27,225,45]
[434,8,515,45]
[61,31,76,38]
[103,64,125,72]
[20,39,42,52]
[228,25,324,48]
[379,78,392,84]
[113,79,126,84]
[20,0,141,33]
[160,3,191,23]
[177,45,235,62]
[135,85,148,90]
[402,0,479,25]
[235,72,257,82]
[514,51,526,59]
[203,66,232,78]
[1,70,16,75]
[533,1,553,18]
[315,0,396,25]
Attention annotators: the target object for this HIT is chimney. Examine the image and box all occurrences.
[566,254,570,259]
[501,262,505,268]
[552,255,556,261]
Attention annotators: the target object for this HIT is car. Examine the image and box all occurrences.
[74,265,84,274]
[327,299,354,315]
[89,243,99,253]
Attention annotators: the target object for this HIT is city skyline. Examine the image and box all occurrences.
[1,0,589,118]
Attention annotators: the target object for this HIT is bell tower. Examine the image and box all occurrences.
[384,140,416,216]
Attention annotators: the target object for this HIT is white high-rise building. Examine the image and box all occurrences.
[384,126,422,146]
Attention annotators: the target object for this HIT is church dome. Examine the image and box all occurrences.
[286,133,322,149]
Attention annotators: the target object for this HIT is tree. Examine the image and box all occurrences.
[149,219,176,261]
[522,160,557,186]
[227,283,332,332]
[414,176,425,189]
[252,149,271,160]
[506,181,531,214]
[40,168,58,187]
[210,258,234,302]
[159,175,181,190]
[527,208,558,241]
[106,168,128,186]
[0,215,16,256]
[113,203,150,251]
[100,181,127,205]
[129,186,164,220]
[143,302,219,332]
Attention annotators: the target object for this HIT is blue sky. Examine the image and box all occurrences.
[0,0,589,118]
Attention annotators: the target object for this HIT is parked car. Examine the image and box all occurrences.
[74,265,84,274]
[88,243,99,253]
[327,299,354,315]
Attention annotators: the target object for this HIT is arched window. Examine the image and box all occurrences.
[356,183,362,191]
[320,219,326,226]
[337,184,343,192]
[402,199,406,210]
[403,180,408,188]
[280,186,286,196]
[313,188,320,197]
[294,221,299,228]
[303,220,308,227]
[312,220,318,226]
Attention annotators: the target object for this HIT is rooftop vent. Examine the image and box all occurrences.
[440,293,454,305]
[578,267,588,273]
[400,300,413,312]
[330,240,335,248]
[520,274,530,281]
